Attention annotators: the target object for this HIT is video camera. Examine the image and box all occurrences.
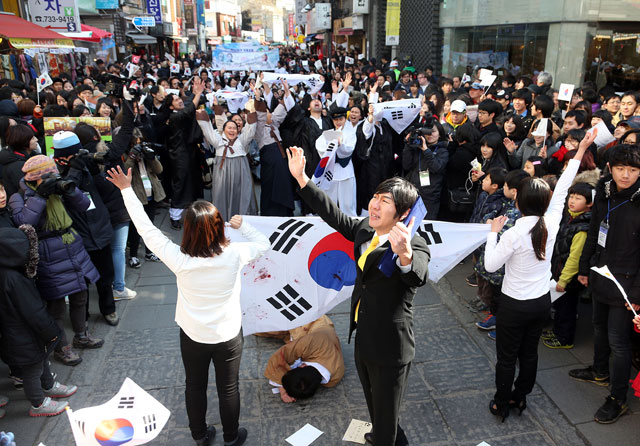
[40,173,76,194]
[99,73,142,100]
[406,113,436,148]
[129,142,156,161]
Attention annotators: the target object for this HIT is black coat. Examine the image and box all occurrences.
[446,141,478,190]
[579,176,640,305]
[298,181,430,366]
[403,140,449,219]
[0,226,59,366]
[0,149,31,198]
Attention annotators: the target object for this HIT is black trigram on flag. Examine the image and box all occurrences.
[267,285,312,321]
[76,420,86,435]
[391,110,404,120]
[143,413,157,433]
[418,223,443,245]
[118,396,135,409]
[269,219,313,254]
[324,171,333,181]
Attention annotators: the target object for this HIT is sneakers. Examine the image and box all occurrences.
[568,366,610,386]
[223,428,247,446]
[487,330,496,341]
[145,253,161,262]
[466,273,478,287]
[476,314,496,331]
[128,257,141,269]
[9,374,23,390]
[594,395,628,424]
[194,425,216,446]
[104,312,119,326]
[73,332,104,349]
[542,333,573,349]
[44,381,77,398]
[0,395,8,408]
[541,329,555,340]
[113,287,137,301]
[170,219,182,230]
[29,396,68,417]
[54,345,82,366]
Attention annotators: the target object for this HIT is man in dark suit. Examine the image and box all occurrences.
[288,147,430,446]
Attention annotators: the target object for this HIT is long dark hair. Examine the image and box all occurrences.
[180,201,229,257]
[516,177,552,260]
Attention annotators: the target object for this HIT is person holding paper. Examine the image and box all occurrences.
[506,118,553,169]
[569,143,640,424]
[287,146,430,446]
[484,129,596,422]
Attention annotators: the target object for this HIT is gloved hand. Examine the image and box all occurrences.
[68,156,86,172]
[36,178,58,198]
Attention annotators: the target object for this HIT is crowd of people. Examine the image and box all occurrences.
[0,46,639,443]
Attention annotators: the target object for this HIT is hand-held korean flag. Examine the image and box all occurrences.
[37,72,53,93]
[372,99,422,133]
[170,63,181,74]
[66,377,170,446]
[132,55,141,65]
[312,130,341,190]
[591,265,639,317]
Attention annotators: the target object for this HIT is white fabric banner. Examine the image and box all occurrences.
[212,90,250,113]
[262,72,324,94]
[66,378,170,446]
[231,217,490,335]
[372,98,422,133]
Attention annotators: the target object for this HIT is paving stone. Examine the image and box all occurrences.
[238,347,260,380]
[137,274,178,287]
[119,303,177,330]
[420,355,494,396]
[459,431,555,446]
[435,392,541,443]
[576,413,640,445]
[414,327,480,363]
[107,327,181,359]
[413,282,442,306]
[400,400,453,444]
[527,394,589,446]
[126,284,178,306]
[96,355,183,393]
[261,413,351,445]
[414,304,469,334]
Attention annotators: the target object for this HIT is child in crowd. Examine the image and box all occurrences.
[543,182,594,349]
[524,156,546,178]
[474,170,530,338]
[0,225,77,417]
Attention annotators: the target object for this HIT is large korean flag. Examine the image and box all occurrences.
[231,217,489,335]
[66,378,170,446]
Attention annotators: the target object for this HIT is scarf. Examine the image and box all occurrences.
[27,184,75,244]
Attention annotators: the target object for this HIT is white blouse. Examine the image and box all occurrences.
[484,159,580,300]
[121,187,270,343]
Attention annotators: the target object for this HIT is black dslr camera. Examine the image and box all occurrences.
[77,149,108,164]
[129,142,156,161]
[406,113,436,148]
[40,173,76,194]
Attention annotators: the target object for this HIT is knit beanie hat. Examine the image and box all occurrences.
[0,99,19,118]
[53,131,83,158]
[22,154,58,181]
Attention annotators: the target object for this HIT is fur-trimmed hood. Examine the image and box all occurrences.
[572,168,601,187]
[0,224,39,278]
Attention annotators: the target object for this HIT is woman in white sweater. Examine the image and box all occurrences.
[107,166,269,446]
[484,129,597,422]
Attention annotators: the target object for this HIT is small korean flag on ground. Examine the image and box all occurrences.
[37,72,53,92]
[66,377,170,446]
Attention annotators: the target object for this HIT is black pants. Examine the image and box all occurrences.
[87,244,116,316]
[22,353,55,407]
[355,347,410,446]
[495,292,550,406]
[47,291,87,351]
[552,282,581,345]
[128,201,157,257]
[180,329,243,442]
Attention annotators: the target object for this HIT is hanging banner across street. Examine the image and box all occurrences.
[230,217,490,335]
[211,42,279,71]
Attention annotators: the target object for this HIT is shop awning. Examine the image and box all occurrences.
[62,24,113,43]
[0,12,74,48]
[126,32,157,45]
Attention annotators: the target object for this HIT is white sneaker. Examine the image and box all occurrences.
[113,287,137,301]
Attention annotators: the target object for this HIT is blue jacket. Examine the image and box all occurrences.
[470,189,509,224]
[10,182,100,300]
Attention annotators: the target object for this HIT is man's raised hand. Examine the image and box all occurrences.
[287,146,308,187]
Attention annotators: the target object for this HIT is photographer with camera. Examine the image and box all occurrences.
[52,131,122,326]
[402,114,450,219]
[124,130,166,267]
[10,155,103,367]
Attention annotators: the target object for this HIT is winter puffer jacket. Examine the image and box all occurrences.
[9,181,100,300]
[579,176,640,306]
[0,225,60,365]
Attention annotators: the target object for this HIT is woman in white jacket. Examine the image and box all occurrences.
[107,166,269,446]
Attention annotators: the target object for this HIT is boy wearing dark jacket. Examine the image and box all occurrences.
[0,225,77,417]
[569,144,640,424]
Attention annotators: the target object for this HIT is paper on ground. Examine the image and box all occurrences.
[591,265,639,317]
[549,280,565,303]
[342,419,373,444]
[476,442,492,446]
[286,424,323,446]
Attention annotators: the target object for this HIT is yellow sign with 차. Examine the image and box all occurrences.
[385,0,401,46]
[297,34,305,44]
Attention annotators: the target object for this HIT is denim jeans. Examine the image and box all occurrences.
[22,354,55,406]
[111,223,129,292]
[180,329,243,442]
[592,299,633,400]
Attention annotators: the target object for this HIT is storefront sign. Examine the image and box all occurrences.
[146,0,163,23]
[96,0,119,8]
[9,37,74,49]
[314,3,331,31]
[113,13,126,44]
[288,13,295,36]
[28,0,81,32]
[133,17,156,27]
[385,0,401,46]
[353,0,369,14]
